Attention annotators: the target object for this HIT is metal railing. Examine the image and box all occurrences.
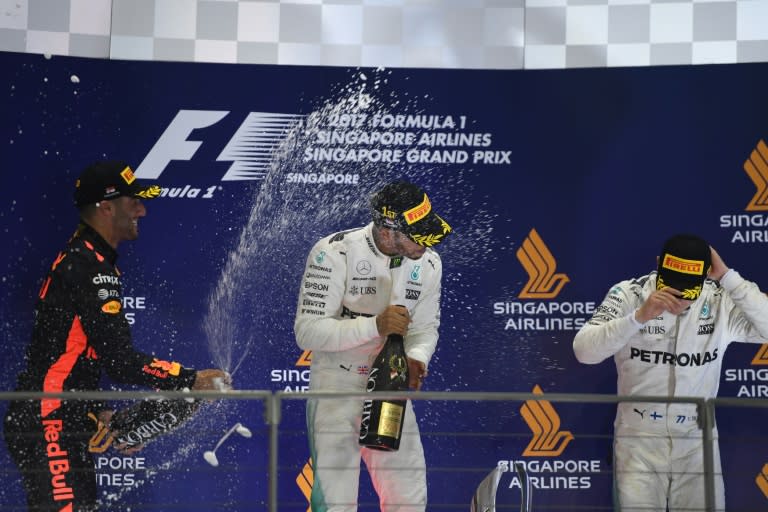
[1,390,766,511]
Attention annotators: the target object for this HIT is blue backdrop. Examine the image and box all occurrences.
[1,50,767,510]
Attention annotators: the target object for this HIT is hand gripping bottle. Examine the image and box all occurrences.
[359,261,410,451]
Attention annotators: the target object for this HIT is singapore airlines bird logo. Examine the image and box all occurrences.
[516,229,570,299]
[744,139,768,211]
[521,385,574,457]
[756,463,768,500]
[296,458,314,512]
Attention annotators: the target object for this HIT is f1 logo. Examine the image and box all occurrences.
[135,110,304,181]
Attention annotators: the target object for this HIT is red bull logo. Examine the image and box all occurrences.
[42,419,75,504]
[149,358,181,376]
[143,358,181,378]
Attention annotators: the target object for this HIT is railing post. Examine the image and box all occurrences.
[266,393,282,512]
[699,398,715,512]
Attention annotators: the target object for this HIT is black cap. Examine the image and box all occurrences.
[74,160,162,208]
[656,234,712,300]
[370,181,452,247]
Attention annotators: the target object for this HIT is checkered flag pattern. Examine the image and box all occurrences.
[0,0,767,69]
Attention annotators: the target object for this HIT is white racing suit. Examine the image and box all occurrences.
[573,270,768,512]
[294,223,443,512]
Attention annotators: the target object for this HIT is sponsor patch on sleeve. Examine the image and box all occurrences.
[101,300,122,314]
[661,255,705,276]
[120,166,136,184]
[150,358,182,376]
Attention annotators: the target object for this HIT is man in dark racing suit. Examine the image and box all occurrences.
[3,160,228,511]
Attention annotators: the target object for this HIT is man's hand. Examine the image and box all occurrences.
[376,305,410,338]
[408,358,428,391]
[192,369,232,391]
[635,288,690,323]
[708,246,729,281]
[93,410,144,455]
[97,409,114,425]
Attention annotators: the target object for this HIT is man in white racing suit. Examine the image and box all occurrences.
[294,181,452,512]
[573,234,768,511]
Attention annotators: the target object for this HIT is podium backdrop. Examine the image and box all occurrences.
[1,50,767,509]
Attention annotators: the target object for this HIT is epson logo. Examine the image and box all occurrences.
[304,282,329,291]
[136,110,304,181]
[92,273,119,285]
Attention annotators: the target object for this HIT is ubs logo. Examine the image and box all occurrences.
[520,385,574,457]
[516,229,570,299]
[744,139,768,211]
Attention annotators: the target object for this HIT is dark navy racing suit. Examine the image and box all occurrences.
[3,222,196,511]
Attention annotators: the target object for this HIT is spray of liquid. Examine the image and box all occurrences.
[97,68,505,506]
[201,69,417,377]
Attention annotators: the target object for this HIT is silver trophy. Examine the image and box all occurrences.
[470,463,532,512]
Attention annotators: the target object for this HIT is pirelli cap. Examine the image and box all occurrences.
[656,234,712,300]
[74,160,162,208]
[371,180,452,247]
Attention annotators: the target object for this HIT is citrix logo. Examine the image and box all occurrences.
[520,385,574,457]
[136,110,304,181]
[744,139,768,211]
[516,229,570,299]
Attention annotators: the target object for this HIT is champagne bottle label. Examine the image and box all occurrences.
[377,402,405,438]
[109,398,200,448]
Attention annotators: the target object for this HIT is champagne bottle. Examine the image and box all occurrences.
[359,332,410,451]
[108,390,201,448]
